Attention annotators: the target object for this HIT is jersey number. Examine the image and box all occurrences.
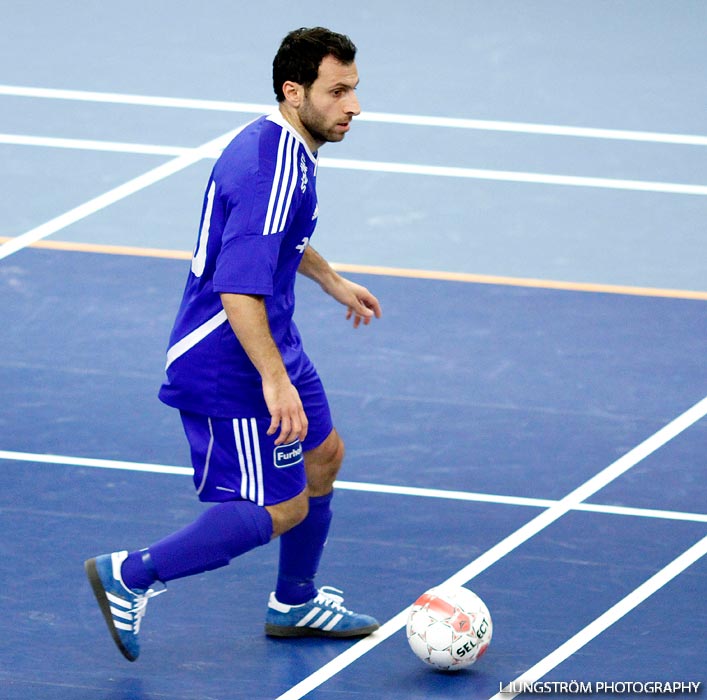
[192,179,216,278]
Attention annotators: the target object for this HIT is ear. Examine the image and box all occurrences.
[281,80,304,108]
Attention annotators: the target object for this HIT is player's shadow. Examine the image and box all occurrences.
[99,679,148,700]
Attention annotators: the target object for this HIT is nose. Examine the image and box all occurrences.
[346,91,361,116]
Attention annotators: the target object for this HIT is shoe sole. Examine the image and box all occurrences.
[265,622,379,638]
[84,558,137,662]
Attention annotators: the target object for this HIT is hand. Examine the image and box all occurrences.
[335,279,383,328]
[262,375,308,445]
[298,247,381,327]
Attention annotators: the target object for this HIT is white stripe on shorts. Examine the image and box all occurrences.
[233,418,264,506]
[196,417,215,496]
[233,419,248,500]
[249,418,265,506]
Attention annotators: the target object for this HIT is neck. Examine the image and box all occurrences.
[278,102,322,153]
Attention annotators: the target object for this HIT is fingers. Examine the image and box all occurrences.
[363,292,382,320]
[277,411,308,446]
[346,295,381,328]
[346,307,370,328]
[264,379,308,445]
[266,413,280,437]
[266,405,308,445]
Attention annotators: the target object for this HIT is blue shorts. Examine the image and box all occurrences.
[179,364,333,505]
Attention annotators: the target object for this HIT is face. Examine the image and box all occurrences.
[297,55,360,149]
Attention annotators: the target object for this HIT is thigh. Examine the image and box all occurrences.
[180,410,307,506]
[296,359,334,453]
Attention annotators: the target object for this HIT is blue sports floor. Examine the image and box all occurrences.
[1,3,705,699]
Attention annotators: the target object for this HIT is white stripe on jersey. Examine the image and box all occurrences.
[262,129,288,236]
[271,132,294,234]
[262,130,299,235]
[276,135,299,233]
[165,309,228,370]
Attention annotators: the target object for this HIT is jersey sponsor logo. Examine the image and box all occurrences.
[312,203,319,220]
[295,237,310,254]
[273,440,304,469]
[300,153,308,193]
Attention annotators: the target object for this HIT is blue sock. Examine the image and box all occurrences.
[121,500,273,589]
[275,492,333,605]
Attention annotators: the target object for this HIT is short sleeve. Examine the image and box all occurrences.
[213,227,282,295]
[212,151,284,295]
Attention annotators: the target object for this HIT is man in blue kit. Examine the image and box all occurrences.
[85,27,382,662]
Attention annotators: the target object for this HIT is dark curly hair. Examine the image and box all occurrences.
[273,27,357,102]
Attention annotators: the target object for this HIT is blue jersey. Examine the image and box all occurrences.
[159,111,319,417]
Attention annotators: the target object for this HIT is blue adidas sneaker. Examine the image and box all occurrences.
[265,586,379,638]
[84,551,164,662]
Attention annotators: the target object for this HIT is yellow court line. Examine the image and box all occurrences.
[2,236,706,301]
[0,237,193,260]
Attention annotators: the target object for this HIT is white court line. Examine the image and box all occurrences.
[320,156,707,196]
[2,133,706,197]
[0,126,244,261]
[0,84,272,117]
[1,396,705,697]
[0,133,189,157]
[0,450,192,476]
[337,479,707,524]
[1,450,705,524]
[492,533,707,699]
[1,84,706,146]
[273,395,707,700]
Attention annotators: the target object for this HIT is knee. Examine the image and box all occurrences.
[307,432,345,495]
[322,433,345,476]
[266,490,309,537]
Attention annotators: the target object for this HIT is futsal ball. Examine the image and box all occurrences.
[406,585,492,671]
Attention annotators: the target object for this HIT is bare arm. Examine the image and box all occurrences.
[220,293,307,445]
[298,246,382,327]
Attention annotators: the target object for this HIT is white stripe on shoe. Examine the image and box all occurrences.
[310,611,333,629]
[110,606,132,621]
[107,592,130,610]
[322,614,344,632]
[296,607,323,627]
